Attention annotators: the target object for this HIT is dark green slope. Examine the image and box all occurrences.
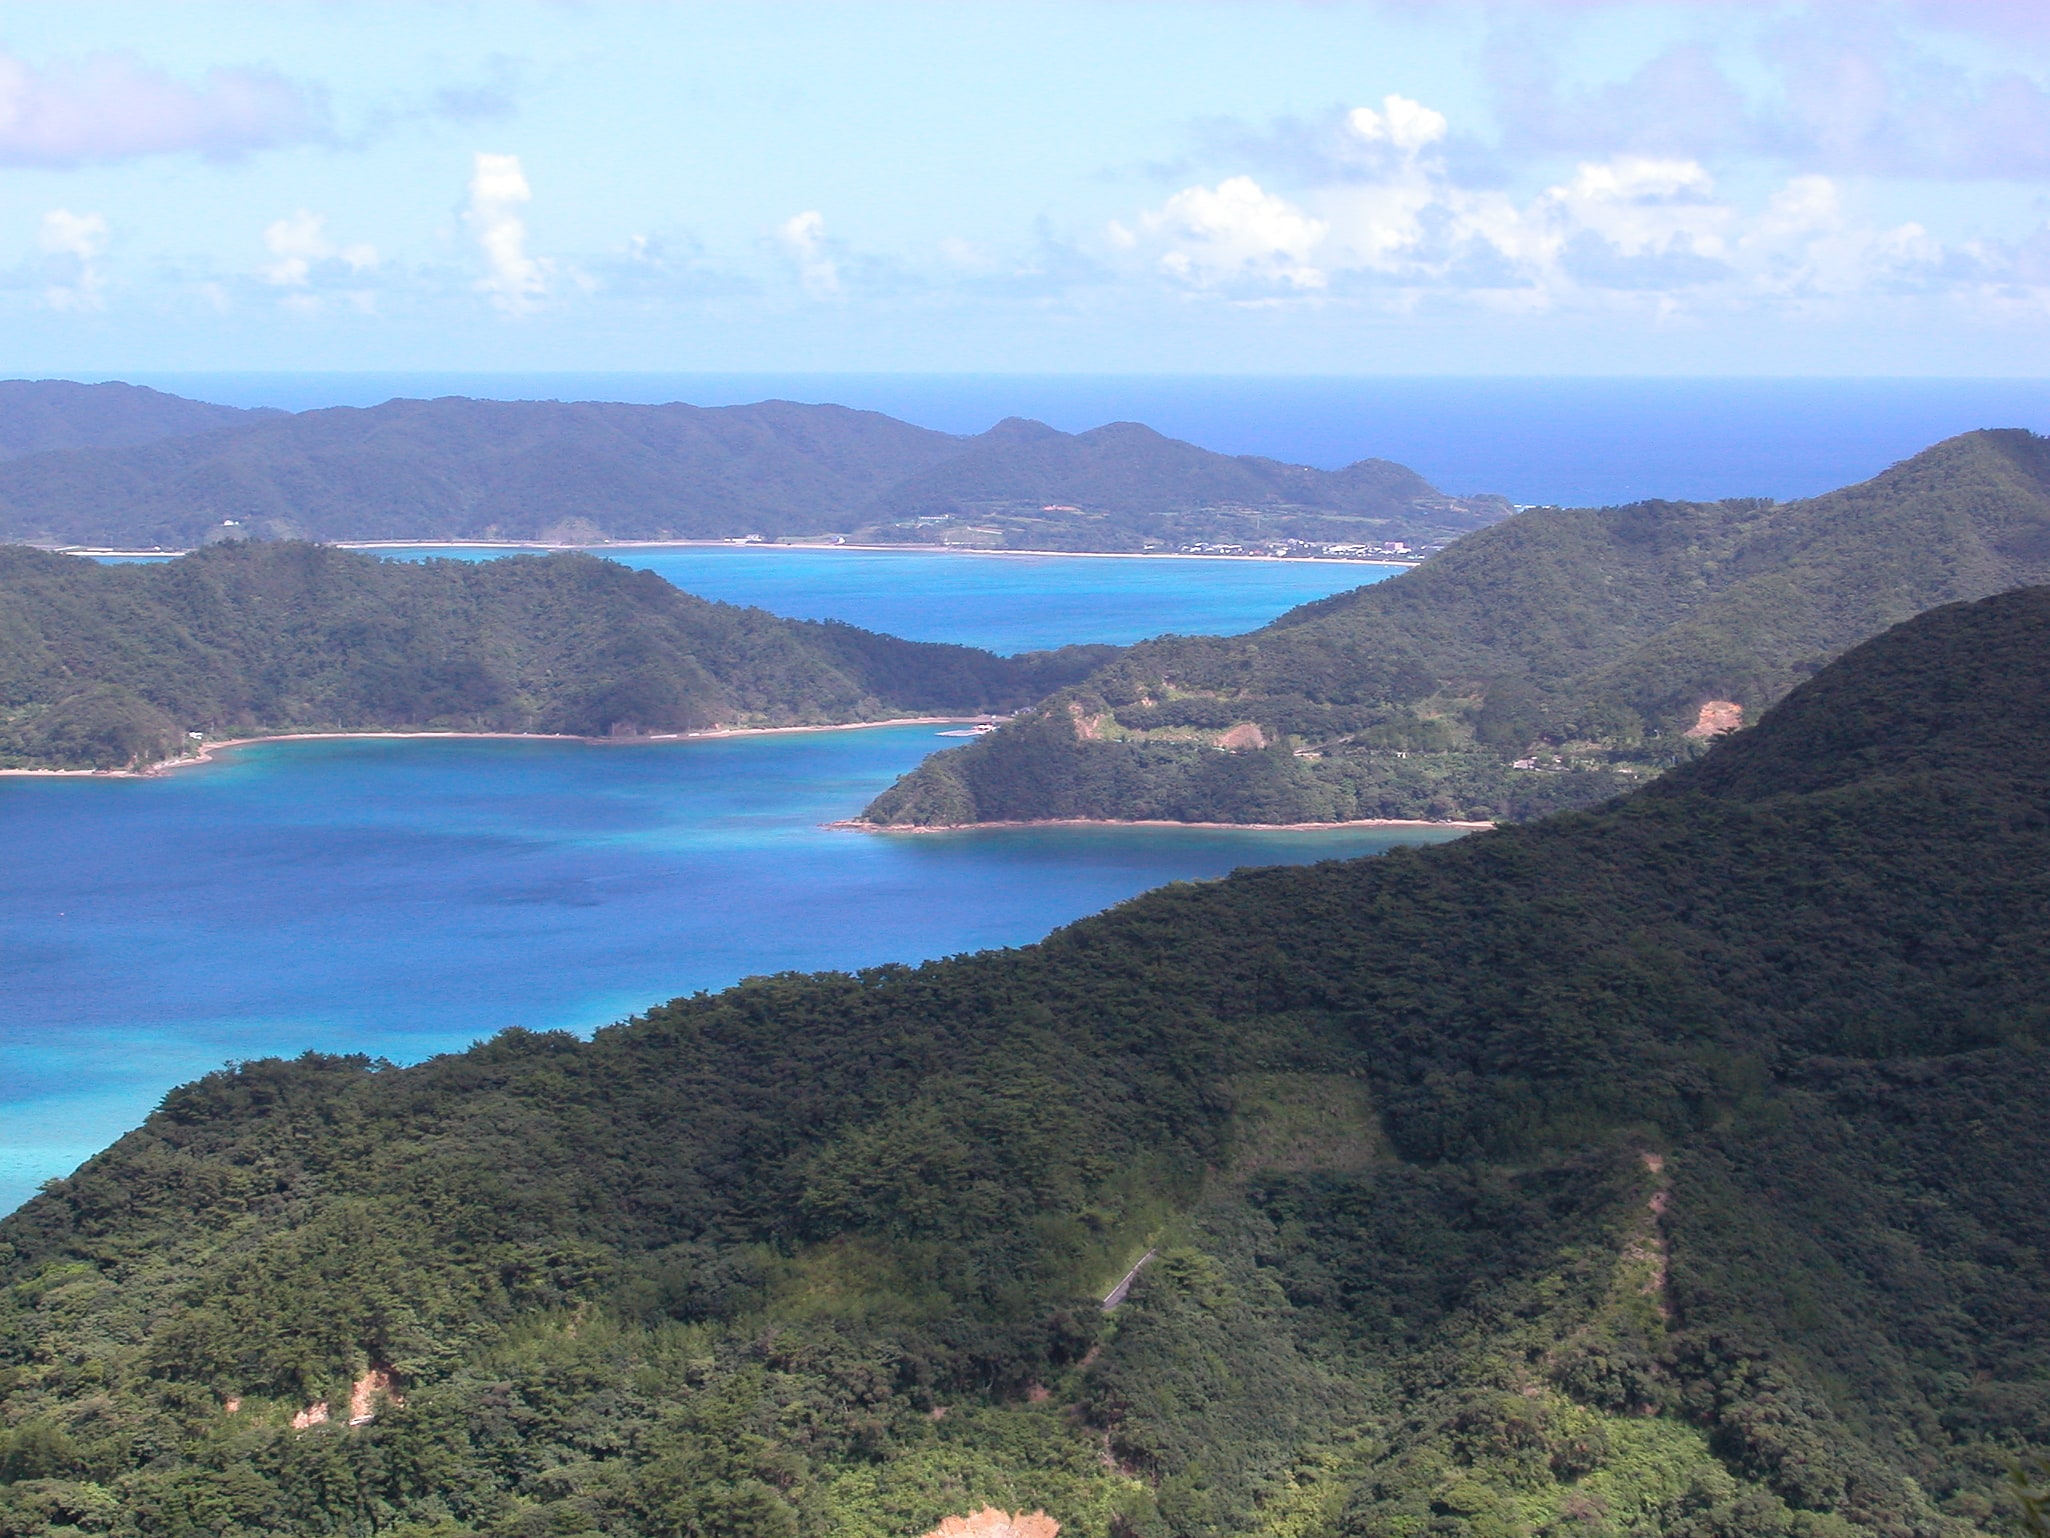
[5,589,2050,1536]
[0,543,1110,769]
[864,428,2050,828]
[0,393,1497,554]
[0,380,265,461]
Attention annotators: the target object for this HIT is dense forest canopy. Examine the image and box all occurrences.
[0,384,1500,553]
[0,542,1111,770]
[4,587,2048,1537]
[864,428,2050,828]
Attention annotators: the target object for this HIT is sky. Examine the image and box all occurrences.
[4,1,2050,375]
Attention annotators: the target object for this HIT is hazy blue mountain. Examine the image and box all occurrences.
[0,379,268,461]
[0,389,1502,552]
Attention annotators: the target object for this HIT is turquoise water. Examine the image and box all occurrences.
[0,729,1467,1213]
[378,545,1399,654]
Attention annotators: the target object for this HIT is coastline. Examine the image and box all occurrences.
[829,815,1494,834]
[0,717,991,781]
[58,539,1418,569]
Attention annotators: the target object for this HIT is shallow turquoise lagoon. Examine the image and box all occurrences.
[379,545,1402,654]
[0,729,1467,1213]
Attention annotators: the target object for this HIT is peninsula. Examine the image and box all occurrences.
[0,542,1111,771]
[863,428,2050,828]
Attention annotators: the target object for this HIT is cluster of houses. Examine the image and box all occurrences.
[1176,537,1436,562]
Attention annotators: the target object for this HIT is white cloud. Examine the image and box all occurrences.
[465,152,547,315]
[262,210,377,288]
[1137,176,1329,292]
[1117,93,2011,316]
[1538,156,1730,270]
[779,210,842,297]
[0,49,322,166]
[1738,174,1944,299]
[1347,94,1447,153]
[39,208,107,311]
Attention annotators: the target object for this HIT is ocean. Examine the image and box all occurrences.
[129,373,2050,506]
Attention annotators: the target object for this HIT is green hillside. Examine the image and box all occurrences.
[0,543,1110,770]
[4,587,2048,1537]
[863,428,2050,827]
[0,391,1500,554]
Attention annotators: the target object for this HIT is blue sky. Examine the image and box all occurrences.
[4,1,2050,375]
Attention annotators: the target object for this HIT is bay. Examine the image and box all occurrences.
[0,729,1466,1214]
[381,544,1400,653]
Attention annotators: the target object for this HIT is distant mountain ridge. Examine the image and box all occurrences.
[0,379,267,461]
[863,428,2050,828]
[856,415,1480,549]
[0,542,1111,770]
[0,383,1502,552]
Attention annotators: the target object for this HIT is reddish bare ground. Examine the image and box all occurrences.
[1685,700,1743,738]
[290,1402,329,1430]
[349,1368,402,1426]
[1217,722,1268,749]
[922,1509,1060,1538]
[1639,1151,1672,1316]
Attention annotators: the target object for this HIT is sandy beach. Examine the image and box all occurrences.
[831,815,1494,833]
[0,717,995,780]
[58,539,1418,569]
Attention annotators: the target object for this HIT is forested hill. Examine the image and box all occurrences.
[864,427,2050,828]
[0,379,265,460]
[5,588,2049,1538]
[0,387,1502,552]
[0,543,1111,770]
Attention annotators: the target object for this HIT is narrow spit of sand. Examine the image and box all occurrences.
[0,718,994,780]
[58,541,1417,569]
[830,816,1494,833]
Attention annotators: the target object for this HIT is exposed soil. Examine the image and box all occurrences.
[1685,700,1743,738]
[1068,701,1108,740]
[349,1368,402,1426]
[922,1508,1060,1538]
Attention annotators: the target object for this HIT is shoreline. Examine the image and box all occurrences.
[57,539,1418,569]
[0,718,993,780]
[829,815,1494,834]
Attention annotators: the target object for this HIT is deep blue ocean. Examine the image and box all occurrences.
[0,556,1433,1214]
[131,373,2050,505]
